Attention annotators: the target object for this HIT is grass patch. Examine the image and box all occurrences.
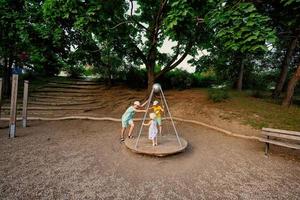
[208,88,230,103]
[212,90,300,131]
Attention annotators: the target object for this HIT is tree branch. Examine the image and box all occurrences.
[147,0,168,62]
[128,39,147,65]
[129,0,150,32]
[155,41,193,79]
[164,42,181,67]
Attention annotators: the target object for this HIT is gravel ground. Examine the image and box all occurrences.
[0,120,299,200]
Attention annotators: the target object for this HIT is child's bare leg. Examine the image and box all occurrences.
[155,136,158,145]
[159,126,162,135]
[128,123,135,137]
[152,139,155,146]
[121,127,126,139]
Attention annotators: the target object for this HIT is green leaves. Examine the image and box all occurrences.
[163,0,195,40]
[206,2,277,54]
[281,0,300,6]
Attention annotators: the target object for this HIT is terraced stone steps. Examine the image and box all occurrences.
[0,79,108,118]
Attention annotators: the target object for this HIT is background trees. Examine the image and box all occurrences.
[0,0,299,106]
[205,1,276,91]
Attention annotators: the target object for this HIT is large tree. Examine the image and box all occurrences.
[205,1,276,91]
[0,0,26,95]
[282,62,300,106]
[0,0,72,95]
[113,0,205,90]
[250,0,300,98]
[42,0,128,85]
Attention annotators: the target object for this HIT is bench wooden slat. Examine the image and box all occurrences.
[262,131,300,141]
[259,138,300,150]
[262,128,300,137]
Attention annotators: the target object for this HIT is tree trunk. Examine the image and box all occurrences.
[282,63,300,106]
[273,37,298,98]
[147,63,155,93]
[3,57,12,97]
[106,67,112,88]
[237,59,245,91]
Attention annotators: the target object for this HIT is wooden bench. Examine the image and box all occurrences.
[259,128,300,155]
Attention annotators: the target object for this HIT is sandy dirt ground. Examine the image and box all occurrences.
[1,120,299,199]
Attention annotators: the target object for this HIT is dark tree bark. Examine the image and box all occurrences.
[282,63,300,106]
[237,59,245,91]
[273,37,298,98]
[3,57,12,97]
[146,61,156,93]
[106,68,113,88]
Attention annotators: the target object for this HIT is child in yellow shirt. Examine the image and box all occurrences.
[151,100,164,135]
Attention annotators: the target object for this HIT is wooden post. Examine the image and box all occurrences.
[9,74,18,138]
[0,78,2,119]
[22,80,29,128]
[265,136,270,156]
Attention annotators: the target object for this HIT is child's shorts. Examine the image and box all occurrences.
[156,117,162,126]
[122,118,134,128]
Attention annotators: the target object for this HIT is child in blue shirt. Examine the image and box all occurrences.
[121,100,147,141]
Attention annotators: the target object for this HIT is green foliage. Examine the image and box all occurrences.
[84,68,93,77]
[163,69,193,90]
[158,69,216,89]
[64,64,85,78]
[0,0,298,103]
[125,68,147,89]
[163,0,195,40]
[20,70,37,81]
[123,67,217,90]
[208,88,230,102]
[206,2,276,54]
[192,71,217,88]
[251,90,264,99]
[281,0,300,6]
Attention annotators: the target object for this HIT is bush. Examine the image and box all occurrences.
[20,70,37,81]
[158,69,191,90]
[192,72,216,88]
[121,67,217,90]
[251,90,264,98]
[125,68,147,89]
[66,65,85,78]
[208,88,230,102]
[168,69,193,90]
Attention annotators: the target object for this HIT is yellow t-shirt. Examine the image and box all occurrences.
[152,105,163,118]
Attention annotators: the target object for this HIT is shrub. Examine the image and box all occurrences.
[83,68,93,77]
[159,69,193,90]
[208,88,230,102]
[21,70,37,81]
[192,72,216,88]
[64,64,85,78]
[125,67,147,89]
[251,90,264,98]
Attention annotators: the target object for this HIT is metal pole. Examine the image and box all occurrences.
[0,78,2,119]
[160,87,182,147]
[22,80,29,128]
[135,88,154,149]
[161,91,171,136]
[9,74,18,138]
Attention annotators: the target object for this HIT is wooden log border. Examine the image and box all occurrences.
[0,116,260,141]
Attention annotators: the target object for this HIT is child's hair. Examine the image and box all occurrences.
[153,100,159,105]
[133,101,140,106]
[149,113,156,120]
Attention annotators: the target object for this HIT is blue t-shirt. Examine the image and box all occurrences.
[122,106,135,121]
